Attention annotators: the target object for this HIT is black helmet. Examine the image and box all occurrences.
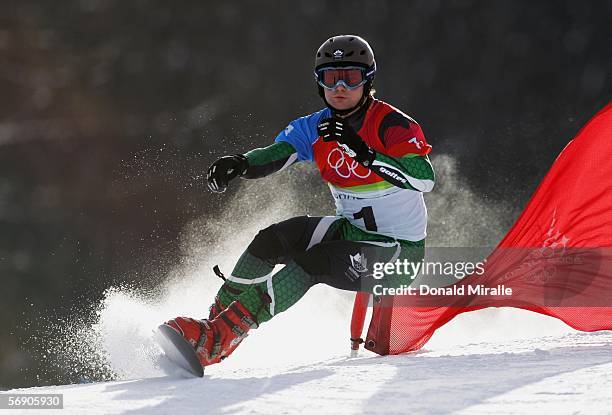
[314,35,377,114]
[314,35,376,75]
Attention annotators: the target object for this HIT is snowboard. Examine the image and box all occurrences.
[155,324,204,377]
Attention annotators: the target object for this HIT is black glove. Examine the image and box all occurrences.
[206,154,249,193]
[317,117,376,166]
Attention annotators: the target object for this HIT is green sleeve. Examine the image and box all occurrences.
[242,141,299,179]
[369,152,435,192]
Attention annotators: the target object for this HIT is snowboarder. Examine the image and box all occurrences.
[163,35,435,369]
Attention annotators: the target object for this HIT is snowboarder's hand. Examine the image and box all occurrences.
[317,117,375,166]
[206,154,249,193]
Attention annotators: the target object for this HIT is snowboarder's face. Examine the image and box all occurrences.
[324,84,364,111]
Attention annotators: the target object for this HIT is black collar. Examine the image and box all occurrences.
[336,96,372,132]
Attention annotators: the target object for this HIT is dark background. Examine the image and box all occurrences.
[0,0,610,388]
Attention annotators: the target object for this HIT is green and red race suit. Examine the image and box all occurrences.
[213,98,435,324]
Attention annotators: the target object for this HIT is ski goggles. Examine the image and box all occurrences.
[314,66,371,90]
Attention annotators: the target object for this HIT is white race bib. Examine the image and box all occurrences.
[329,185,427,241]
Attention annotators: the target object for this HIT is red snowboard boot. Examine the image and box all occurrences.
[208,295,226,320]
[164,300,258,367]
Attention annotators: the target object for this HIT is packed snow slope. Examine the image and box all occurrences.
[8,294,612,414]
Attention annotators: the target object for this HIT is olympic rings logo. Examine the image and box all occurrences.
[327,147,371,179]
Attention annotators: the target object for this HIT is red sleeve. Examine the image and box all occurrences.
[380,111,432,158]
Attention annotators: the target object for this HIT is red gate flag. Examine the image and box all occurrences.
[358,103,612,355]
